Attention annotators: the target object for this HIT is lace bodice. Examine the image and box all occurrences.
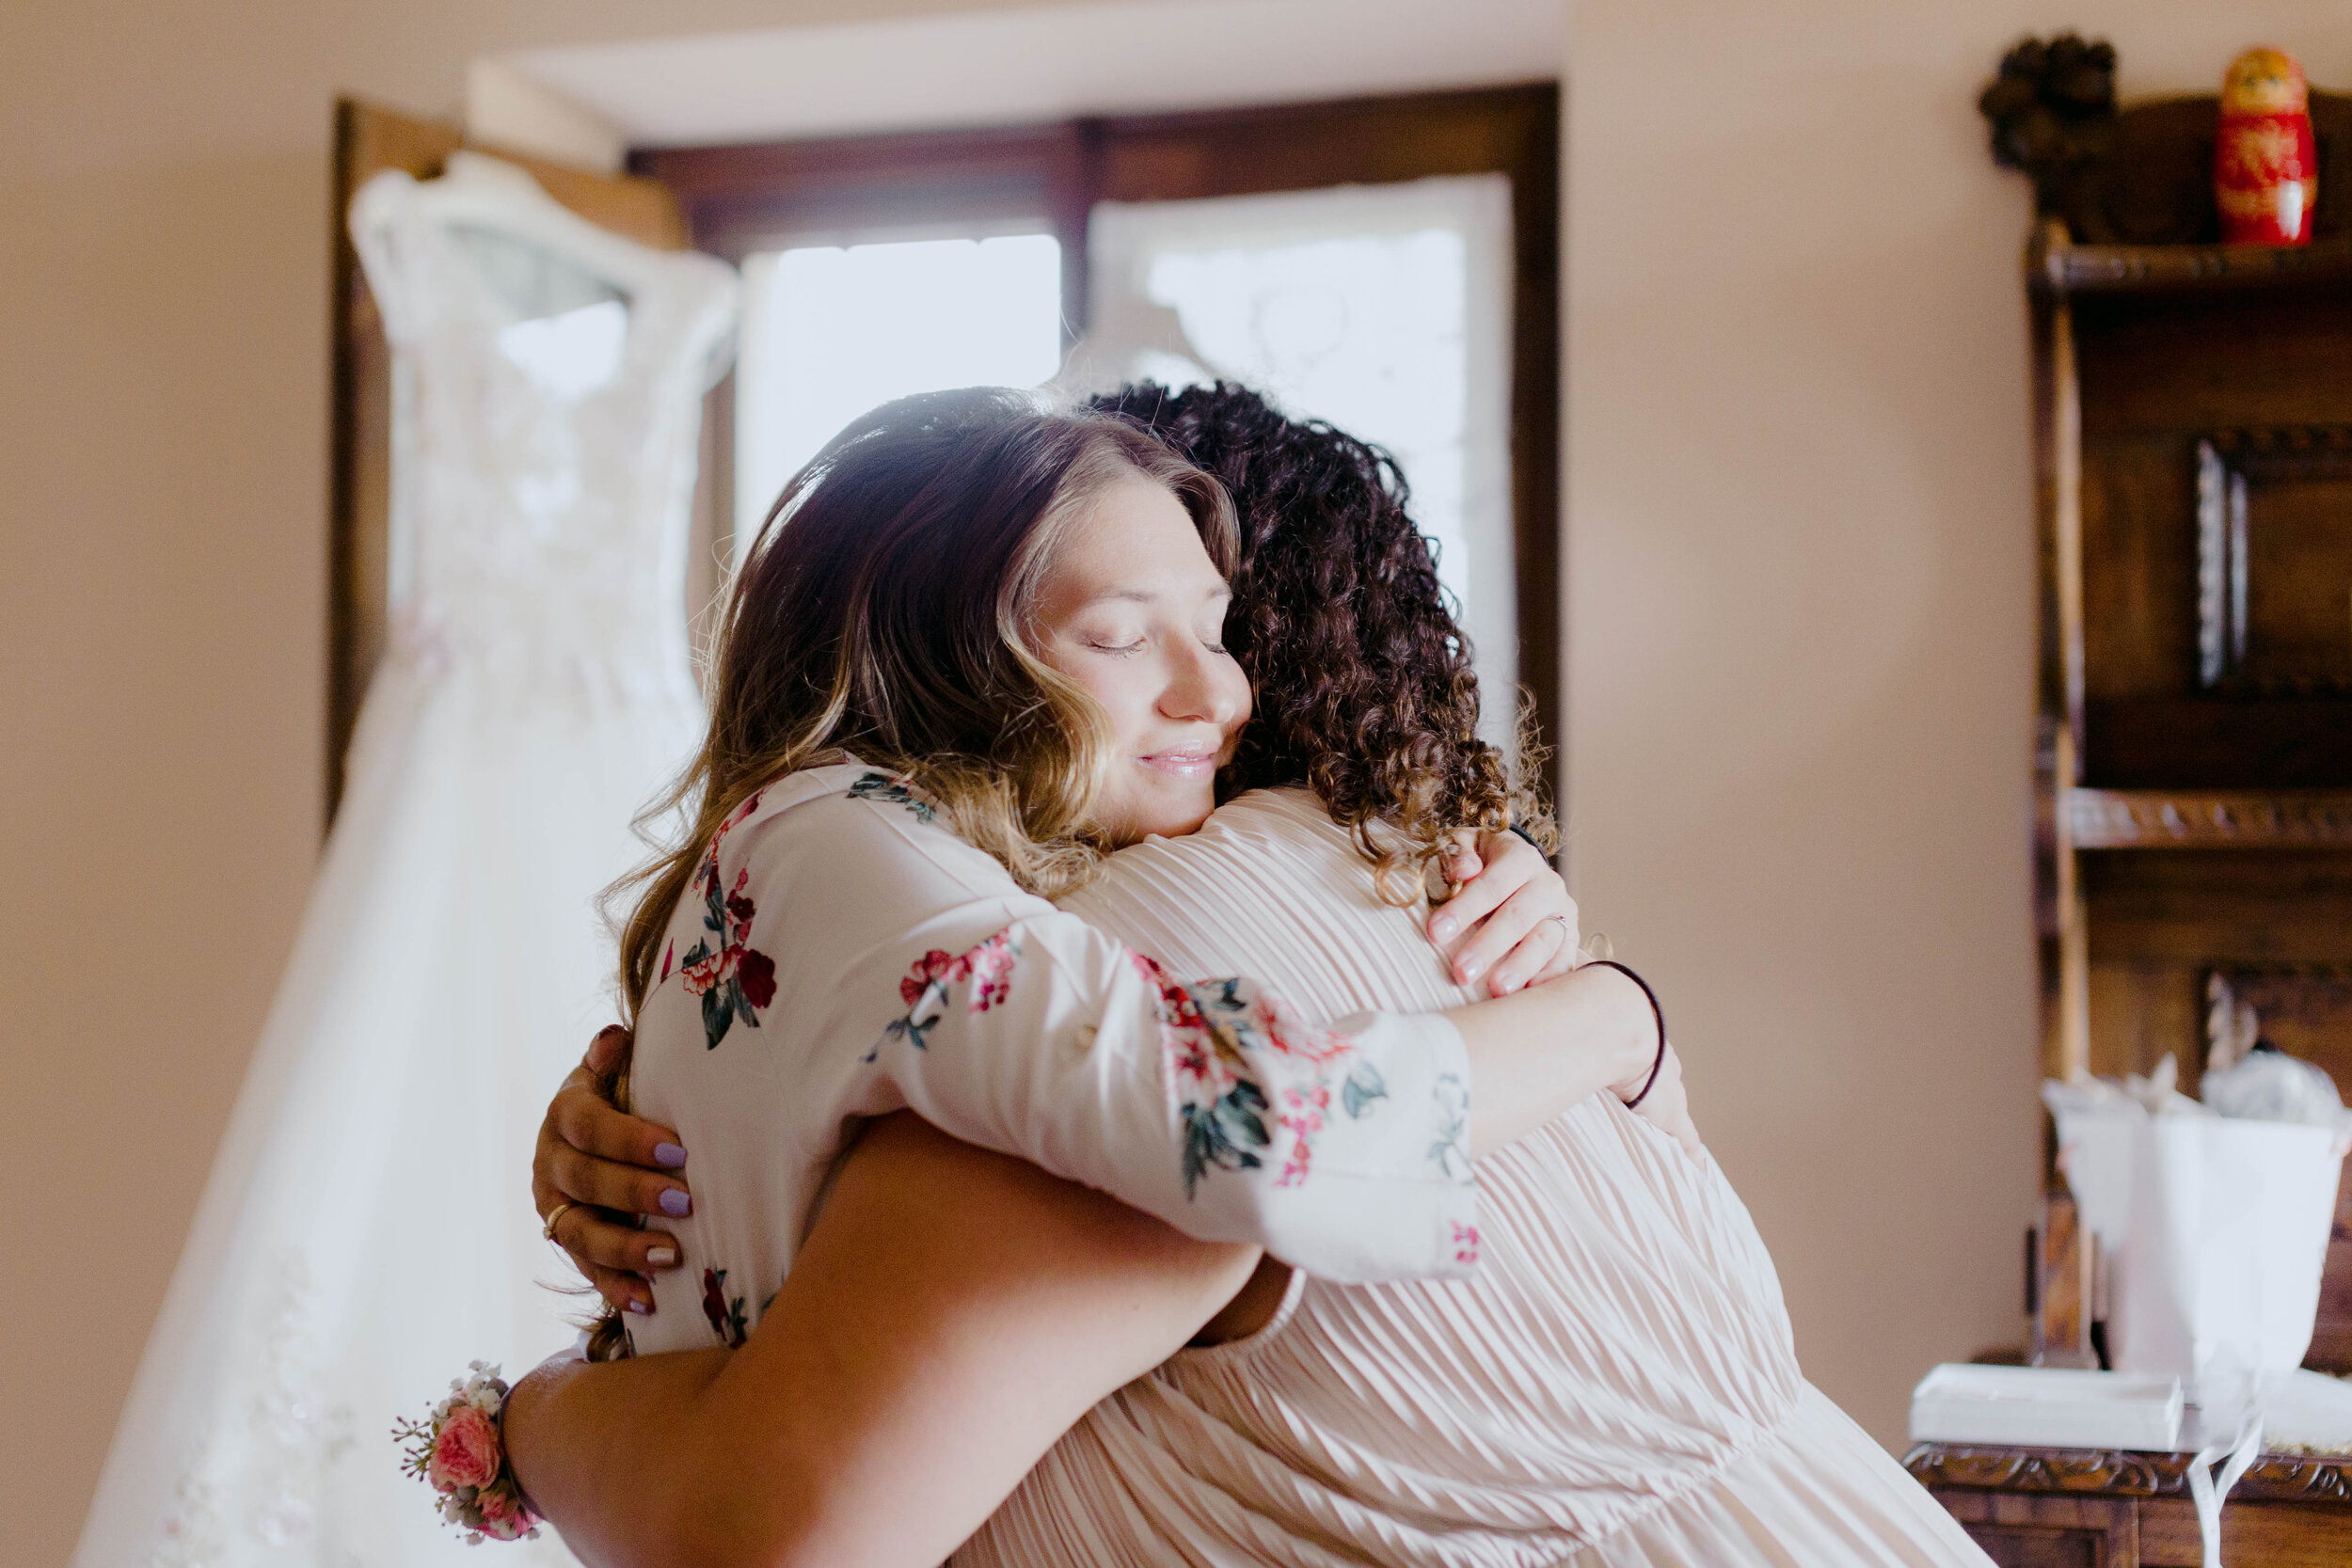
[350,155,737,705]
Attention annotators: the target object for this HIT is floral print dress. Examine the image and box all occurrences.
[625,762,1477,1356]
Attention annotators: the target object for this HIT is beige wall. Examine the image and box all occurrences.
[11,0,2352,1560]
[1567,0,2352,1446]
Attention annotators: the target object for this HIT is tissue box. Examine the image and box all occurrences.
[1909,1364,2184,1450]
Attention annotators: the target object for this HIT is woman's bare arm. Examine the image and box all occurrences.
[505,1111,1262,1568]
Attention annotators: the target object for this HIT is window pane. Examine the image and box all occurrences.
[735,233,1064,549]
[1086,179,1517,748]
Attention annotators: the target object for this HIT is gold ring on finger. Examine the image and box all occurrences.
[542,1200,580,1244]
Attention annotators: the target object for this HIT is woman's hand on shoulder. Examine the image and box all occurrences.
[1427,828,1578,997]
[532,1025,693,1315]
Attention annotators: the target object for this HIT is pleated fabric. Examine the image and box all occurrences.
[956,789,1988,1566]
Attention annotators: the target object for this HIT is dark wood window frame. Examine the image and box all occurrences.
[632,82,1562,790]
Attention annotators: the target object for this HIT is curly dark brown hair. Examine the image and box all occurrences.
[1087,381,1553,898]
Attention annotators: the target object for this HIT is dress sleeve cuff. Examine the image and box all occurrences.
[1264,1010,1479,1284]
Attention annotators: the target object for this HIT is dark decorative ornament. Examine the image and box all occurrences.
[1979,33,2120,210]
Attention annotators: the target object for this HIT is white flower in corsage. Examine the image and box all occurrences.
[393,1361,546,1544]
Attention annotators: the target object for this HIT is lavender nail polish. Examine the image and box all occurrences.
[659,1188,691,1218]
[655,1142,688,1169]
[627,1298,653,1316]
[645,1246,678,1267]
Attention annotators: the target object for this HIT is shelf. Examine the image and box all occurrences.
[1907,1440,2352,1505]
[2068,787,2352,849]
[2081,698,2352,789]
[2034,232,2352,296]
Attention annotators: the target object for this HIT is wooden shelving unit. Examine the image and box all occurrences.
[2065,788,2352,849]
[2026,116,2352,1371]
[2032,215,2352,1081]
[1919,63,2352,1565]
[2037,232,2352,294]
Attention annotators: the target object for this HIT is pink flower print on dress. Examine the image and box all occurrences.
[1277,1083,1332,1187]
[678,857,772,1051]
[900,950,959,1009]
[1451,1219,1482,1267]
[680,943,736,996]
[1133,959,1276,1197]
[1131,957,1391,1201]
[879,930,1026,1056]
[701,1266,748,1349]
[737,948,776,1008]
[962,930,1018,1012]
[717,787,768,840]
[1428,1071,1470,1180]
[848,770,938,823]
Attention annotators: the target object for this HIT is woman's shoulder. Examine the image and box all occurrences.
[1211,785,1354,841]
[710,760,1016,901]
[1073,785,1471,1014]
[1087,786,1392,909]
[1166,786,1371,864]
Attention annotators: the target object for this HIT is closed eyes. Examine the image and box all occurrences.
[1087,636,1231,657]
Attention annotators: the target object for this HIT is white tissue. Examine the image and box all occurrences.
[2201,1047,2349,1131]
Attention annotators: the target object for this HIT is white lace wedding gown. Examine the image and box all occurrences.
[72,155,735,1568]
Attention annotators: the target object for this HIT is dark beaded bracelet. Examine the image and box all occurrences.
[1581,958,1667,1108]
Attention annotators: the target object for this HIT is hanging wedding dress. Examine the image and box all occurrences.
[73,154,735,1568]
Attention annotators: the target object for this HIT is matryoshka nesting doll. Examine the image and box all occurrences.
[2217,47,2316,245]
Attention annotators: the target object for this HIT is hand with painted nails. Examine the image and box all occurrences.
[1424,827,1580,998]
[532,1024,692,1317]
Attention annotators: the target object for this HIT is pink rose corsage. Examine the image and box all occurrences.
[393,1361,545,1544]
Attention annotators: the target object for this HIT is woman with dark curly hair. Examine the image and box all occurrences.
[508,386,1986,1568]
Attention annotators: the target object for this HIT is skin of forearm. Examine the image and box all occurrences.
[505,1114,1261,1568]
[1444,963,1654,1158]
[504,1307,938,1568]
[503,1348,731,1568]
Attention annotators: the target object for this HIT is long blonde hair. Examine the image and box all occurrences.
[615,387,1234,1026]
[582,390,1233,1360]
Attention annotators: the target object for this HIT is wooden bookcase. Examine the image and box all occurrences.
[2026,91,2352,1374]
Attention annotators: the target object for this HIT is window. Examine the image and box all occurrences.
[1087,178,1517,744]
[638,84,1559,774]
[735,233,1065,549]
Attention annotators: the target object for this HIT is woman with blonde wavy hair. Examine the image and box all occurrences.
[501,384,1987,1568]
[571,383,1633,1302]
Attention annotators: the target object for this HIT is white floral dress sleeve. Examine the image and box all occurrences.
[693,768,1480,1284]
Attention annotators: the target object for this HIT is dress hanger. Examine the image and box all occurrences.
[350,152,733,351]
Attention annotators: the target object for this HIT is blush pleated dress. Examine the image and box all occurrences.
[957,787,1991,1568]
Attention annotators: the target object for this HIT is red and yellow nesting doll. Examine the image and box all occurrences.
[2217,47,2316,245]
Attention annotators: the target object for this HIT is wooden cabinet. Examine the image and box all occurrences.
[1934,59,2352,1568]
[2022,86,2352,1375]
[1908,1444,2352,1567]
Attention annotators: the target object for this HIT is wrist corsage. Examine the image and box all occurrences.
[393,1361,546,1544]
